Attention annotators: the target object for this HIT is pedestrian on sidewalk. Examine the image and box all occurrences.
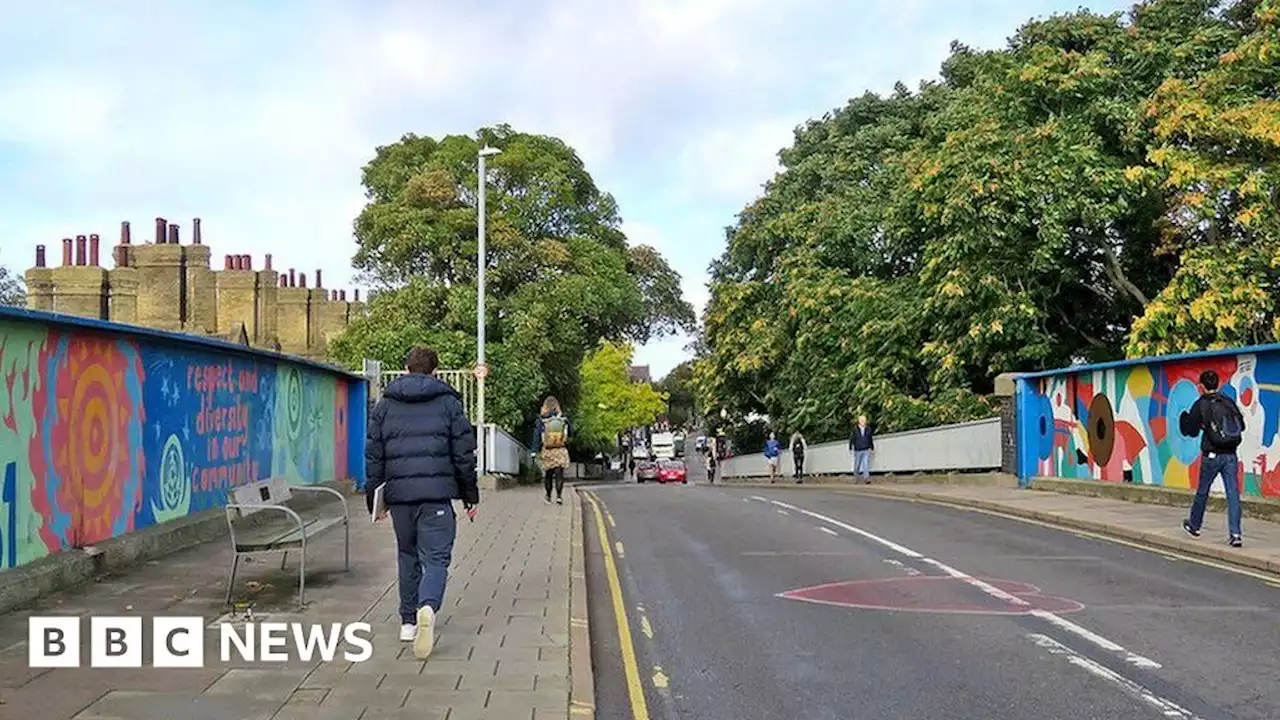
[1180,370,1246,547]
[533,396,571,504]
[849,415,874,482]
[764,432,782,483]
[365,345,479,660]
[790,431,808,483]
[706,435,718,483]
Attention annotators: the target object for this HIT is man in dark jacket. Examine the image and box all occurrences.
[849,415,874,483]
[365,345,479,659]
[1180,370,1245,547]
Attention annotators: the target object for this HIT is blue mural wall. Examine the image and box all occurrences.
[0,306,367,571]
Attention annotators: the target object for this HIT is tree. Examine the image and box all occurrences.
[573,342,667,455]
[657,361,696,427]
[331,125,694,437]
[695,0,1265,443]
[1128,0,1280,354]
[0,266,24,307]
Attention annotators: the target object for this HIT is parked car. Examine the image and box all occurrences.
[657,460,687,484]
[636,460,659,483]
[695,436,707,453]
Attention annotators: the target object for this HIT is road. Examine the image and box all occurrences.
[581,475,1280,720]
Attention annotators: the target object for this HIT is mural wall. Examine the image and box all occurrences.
[1024,350,1280,498]
[0,310,364,572]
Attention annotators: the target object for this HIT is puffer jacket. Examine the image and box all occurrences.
[365,373,479,511]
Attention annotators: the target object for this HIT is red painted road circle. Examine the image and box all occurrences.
[779,576,1085,615]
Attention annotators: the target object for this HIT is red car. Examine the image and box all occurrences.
[656,460,687,484]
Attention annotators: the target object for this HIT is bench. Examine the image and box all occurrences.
[224,477,350,605]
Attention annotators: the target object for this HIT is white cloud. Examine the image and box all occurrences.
[674,118,800,205]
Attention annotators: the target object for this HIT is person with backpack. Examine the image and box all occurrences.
[1180,370,1245,547]
[790,431,808,483]
[533,396,572,504]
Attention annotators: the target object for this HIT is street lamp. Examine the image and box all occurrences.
[477,145,501,477]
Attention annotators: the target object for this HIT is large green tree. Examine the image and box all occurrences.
[656,361,697,427]
[697,0,1271,443]
[330,125,695,437]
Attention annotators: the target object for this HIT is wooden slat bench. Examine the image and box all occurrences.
[224,477,350,605]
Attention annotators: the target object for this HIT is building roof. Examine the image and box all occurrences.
[628,365,651,384]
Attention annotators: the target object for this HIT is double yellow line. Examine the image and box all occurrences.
[583,491,651,720]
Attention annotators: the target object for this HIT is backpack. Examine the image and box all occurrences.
[542,415,569,449]
[1203,394,1244,452]
[792,437,804,454]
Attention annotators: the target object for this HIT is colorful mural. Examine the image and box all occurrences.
[0,311,364,572]
[1025,351,1280,499]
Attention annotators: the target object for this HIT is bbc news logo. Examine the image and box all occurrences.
[29,616,374,668]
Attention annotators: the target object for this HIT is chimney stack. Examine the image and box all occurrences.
[75,235,87,266]
[264,253,273,270]
[242,254,252,271]
[299,273,307,288]
[279,275,288,287]
[120,221,132,245]
[315,269,322,288]
[339,290,347,301]
[288,269,296,287]
[167,223,180,245]
[35,245,46,268]
[192,218,202,245]
[155,217,166,244]
[89,234,101,266]
[354,289,360,302]
[224,255,234,270]
[61,238,73,266]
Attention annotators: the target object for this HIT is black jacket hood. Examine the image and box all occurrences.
[383,374,459,403]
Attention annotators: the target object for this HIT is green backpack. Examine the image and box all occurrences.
[542,415,569,449]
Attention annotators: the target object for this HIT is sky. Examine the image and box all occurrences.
[0,0,1135,379]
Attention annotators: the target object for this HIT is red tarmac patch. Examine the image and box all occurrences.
[779,576,1084,615]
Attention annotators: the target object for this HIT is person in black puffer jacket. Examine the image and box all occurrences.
[365,345,478,660]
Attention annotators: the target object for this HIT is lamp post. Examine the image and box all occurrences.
[476,145,501,477]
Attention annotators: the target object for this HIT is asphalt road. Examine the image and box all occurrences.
[580,476,1280,720]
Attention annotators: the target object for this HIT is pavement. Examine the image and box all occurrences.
[0,485,582,720]
[581,472,1280,720]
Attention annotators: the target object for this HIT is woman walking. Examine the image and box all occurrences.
[533,396,572,504]
[790,431,808,483]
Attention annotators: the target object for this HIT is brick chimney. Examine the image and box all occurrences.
[167,223,180,245]
[315,269,322,288]
[75,235,87,266]
[354,289,360,302]
[155,217,166,244]
[120,221,131,245]
[288,269,296,287]
[224,255,234,270]
[278,275,288,287]
[192,218,202,245]
[298,272,307,288]
[61,238,72,266]
[88,234,100,266]
[35,245,46,268]
[264,254,273,271]
[241,255,252,271]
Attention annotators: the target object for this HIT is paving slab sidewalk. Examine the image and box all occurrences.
[0,486,580,720]
[738,480,1280,576]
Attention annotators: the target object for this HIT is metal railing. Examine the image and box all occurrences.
[373,368,479,423]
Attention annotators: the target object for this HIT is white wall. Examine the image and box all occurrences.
[721,417,1002,478]
[484,424,529,476]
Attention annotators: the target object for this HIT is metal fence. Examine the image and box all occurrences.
[371,366,479,422]
[721,417,1003,478]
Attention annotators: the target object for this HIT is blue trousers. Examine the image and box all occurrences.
[853,450,872,477]
[389,501,456,623]
[1188,452,1242,537]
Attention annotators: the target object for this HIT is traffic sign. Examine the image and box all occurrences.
[473,364,489,380]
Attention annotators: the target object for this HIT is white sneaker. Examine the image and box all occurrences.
[413,606,436,659]
[399,624,416,642]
